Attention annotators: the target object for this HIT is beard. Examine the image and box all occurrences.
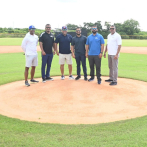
[92,31,97,34]
[76,33,81,35]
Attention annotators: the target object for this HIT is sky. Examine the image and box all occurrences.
[0,0,147,31]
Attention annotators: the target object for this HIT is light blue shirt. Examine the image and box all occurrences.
[86,33,105,55]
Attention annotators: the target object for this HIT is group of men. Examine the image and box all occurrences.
[21,24,122,87]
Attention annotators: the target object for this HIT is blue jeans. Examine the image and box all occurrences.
[75,54,87,77]
[41,54,53,79]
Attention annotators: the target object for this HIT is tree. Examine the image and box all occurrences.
[122,19,140,35]
[66,24,78,30]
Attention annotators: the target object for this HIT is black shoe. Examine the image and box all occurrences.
[105,79,113,82]
[84,77,88,81]
[46,77,54,81]
[97,79,101,84]
[75,76,81,80]
[42,78,46,83]
[88,78,94,82]
[30,79,39,83]
[25,81,30,87]
[109,82,117,86]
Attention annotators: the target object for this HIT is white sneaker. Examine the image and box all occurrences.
[61,76,65,80]
[69,75,74,80]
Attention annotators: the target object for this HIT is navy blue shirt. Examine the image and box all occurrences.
[55,34,72,54]
[71,35,87,56]
[86,33,105,55]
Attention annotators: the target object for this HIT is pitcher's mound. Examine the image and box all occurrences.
[0,76,147,124]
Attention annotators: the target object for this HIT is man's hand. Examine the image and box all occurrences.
[42,51,46,55]
[53,51,55,55]
[72,54,75,58]
[56,52,59,56]
[85,53,88,58]
[98,53,102,58]
[104,53,106,58]
[114,55,118,59]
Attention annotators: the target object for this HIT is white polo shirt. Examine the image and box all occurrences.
[107,32,122,55]
[21,33,38,55]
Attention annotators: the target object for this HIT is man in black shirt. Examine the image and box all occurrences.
[71,27,87,81]
[39,24,55,82]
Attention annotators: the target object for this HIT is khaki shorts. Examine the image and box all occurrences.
[25,54,38,68]
[59,53,72,65]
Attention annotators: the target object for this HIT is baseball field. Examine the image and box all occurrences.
[0,38,147,146]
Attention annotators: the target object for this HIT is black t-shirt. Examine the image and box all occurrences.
[71,35,87,55]
[39,32,54,54]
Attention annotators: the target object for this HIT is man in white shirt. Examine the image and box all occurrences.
[21,25,39,86]
[104,25,122,86]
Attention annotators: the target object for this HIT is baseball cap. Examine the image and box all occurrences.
[29,25,36,30]
[62,26,67,30]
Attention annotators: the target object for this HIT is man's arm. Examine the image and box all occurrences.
[85,45,89,58]
[114,45,121,59]
[39,42,46,55]
[71,46,75,58]
[21,37,27,53]
[98,44,104,58]
[55,43,59,56]
[104,45,108,58]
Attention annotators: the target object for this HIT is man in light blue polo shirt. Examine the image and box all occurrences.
[86,26,105,84]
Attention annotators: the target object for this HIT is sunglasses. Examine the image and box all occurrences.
[46,27,51,29]
[76,30,81,32]
[62,29,67,31]
[92,28,97,30]
[110,28,115,30]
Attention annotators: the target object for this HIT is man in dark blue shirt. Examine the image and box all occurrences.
[86,26,105,84]
[71,27,87,81]
[55,26,74,80]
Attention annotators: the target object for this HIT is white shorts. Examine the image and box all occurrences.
[25,54,38,68]
[59,53,72,65]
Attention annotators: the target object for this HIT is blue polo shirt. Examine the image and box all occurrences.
[55,33,72,54]
[86,33,105,55]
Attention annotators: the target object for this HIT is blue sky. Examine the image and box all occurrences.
[0,0,146,31]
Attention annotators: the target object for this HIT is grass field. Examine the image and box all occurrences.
[0,51,147,146]
[0,38,147,47]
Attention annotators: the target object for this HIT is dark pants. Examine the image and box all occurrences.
[75,54,87,77]
[41,54,53,79]
[88,55,101,80]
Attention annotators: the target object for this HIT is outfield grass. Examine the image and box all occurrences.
[0,52,147,85]
[0,38,147,47]
[0,52,147,146]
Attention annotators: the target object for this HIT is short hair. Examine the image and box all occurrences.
[110,25,116,29]
[76,27,81,30]
[45,24,51,27]
[92,26,97,28]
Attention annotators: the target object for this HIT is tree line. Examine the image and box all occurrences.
[0,19,147,39]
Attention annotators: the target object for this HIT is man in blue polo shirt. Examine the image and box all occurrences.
[55,26,74,80]
[86,26,105,84]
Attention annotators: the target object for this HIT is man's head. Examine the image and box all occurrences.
[109,25,116,34]
[45,24,51,33]
[29,25,36,35]
[76,27,81,36]
[62,26,67,36]
[91,26,98,34]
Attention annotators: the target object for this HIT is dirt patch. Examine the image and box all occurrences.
[0,46,147,54]
[0,76,147,124]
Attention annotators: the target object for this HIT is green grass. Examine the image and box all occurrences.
[1,114,147,147]
[0,38,147,47]
[0,52,147,146]
[0,52,147,85]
